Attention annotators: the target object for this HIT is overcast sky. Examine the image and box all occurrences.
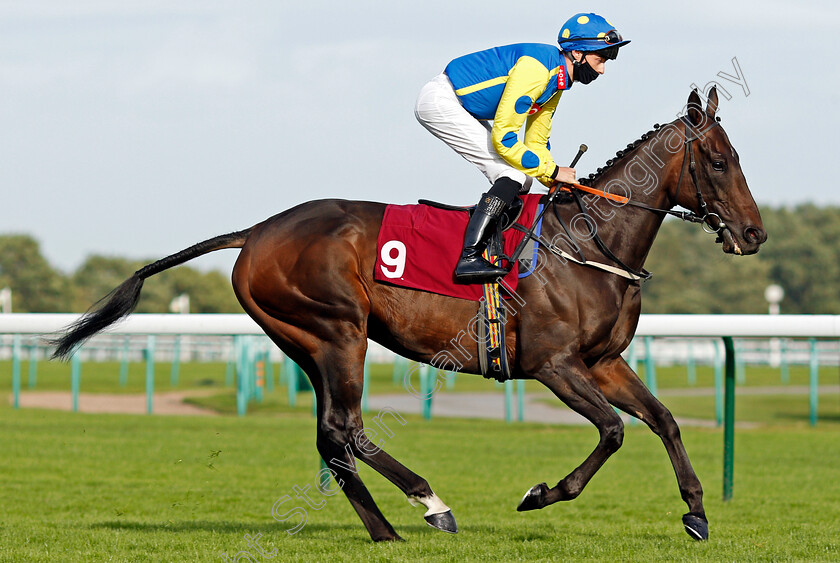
[2,1,837,275]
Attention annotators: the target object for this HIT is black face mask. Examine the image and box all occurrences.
[573,56,599,84]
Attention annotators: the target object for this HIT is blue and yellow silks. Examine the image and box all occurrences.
[444,43,571,187]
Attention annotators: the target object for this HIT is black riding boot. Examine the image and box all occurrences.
[454,192,509,283]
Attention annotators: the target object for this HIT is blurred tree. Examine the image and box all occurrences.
[156,266,241,313]
[0,234,73,312]
[72,254,240,313]
[72,255,141,311]
[642,218,772,314]
[758,205,840,314]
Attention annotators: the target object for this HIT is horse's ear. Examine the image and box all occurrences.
[706,86,719,118]
[685,88,703,125]
[687,89,704,126]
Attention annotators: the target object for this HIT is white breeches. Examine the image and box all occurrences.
[414,73,533,191]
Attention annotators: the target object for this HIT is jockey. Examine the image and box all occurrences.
[415,13,630,283]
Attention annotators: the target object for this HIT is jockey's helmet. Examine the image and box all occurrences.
[558,13,630,60]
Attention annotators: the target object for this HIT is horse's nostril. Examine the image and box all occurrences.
[744,227,766,244]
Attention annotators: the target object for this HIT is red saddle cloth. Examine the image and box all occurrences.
[374,194,542,301]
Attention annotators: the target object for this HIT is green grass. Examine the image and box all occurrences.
[660,391,840,426]
[638,364,840,390]
[0,359,231,394]
[1,405,839,562]
[3,356,840,559]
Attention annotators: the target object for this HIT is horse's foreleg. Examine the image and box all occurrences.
[313,339,456,538]
[591,356,708,540]
[518,356,624,511]
[315,410,403,542]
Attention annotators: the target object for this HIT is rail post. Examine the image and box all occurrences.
[779,338,789,384]
[286,354,298,407]
[119,336,130,387]
[264,346,275,392]
[420,364,432,420]
[170,335,181,387]
[236,336,251,416]
[71,350,81,413]
[809,338,819,426]
[686,340,697,385]
[225,338,236,387]
[11,334,21,408]
[722,336,736,501]
[27,341,38,389]
[145,335,156,414]
[644,336,658,396]
[445,369,457,389]
[392,355,407,386]
[255,352,265,405]
[713,339,723,427]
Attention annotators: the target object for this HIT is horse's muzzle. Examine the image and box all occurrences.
[720,224,766,255]
[743,226,767,245]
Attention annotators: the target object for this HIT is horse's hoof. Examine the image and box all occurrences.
[425,510,458,534]
[682,512,709,541]
[372,532,404,542]
[373,535,405,543]
[517,483,549,512]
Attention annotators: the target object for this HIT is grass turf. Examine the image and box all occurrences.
[1,405,839,562]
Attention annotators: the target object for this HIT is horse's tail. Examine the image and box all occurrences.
[51,228,253,360]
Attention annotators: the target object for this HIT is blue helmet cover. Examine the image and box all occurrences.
[557,13,630,53]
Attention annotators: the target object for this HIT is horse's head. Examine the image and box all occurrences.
[675,87,767,255]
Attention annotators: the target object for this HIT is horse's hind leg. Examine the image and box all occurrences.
[591,356,708,540]
[518,354,625,511]
[232,221,453,540]
[237,302,451,539]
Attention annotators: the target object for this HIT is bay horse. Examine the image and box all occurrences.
[53,88,765,542]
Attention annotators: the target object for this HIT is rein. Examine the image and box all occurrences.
[508,118,732,282]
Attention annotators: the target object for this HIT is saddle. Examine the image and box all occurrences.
[418,196,525,232]
[373,194,542,301]
[414,197,529,383]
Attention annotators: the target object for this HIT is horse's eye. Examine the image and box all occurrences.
[712,160,726,171]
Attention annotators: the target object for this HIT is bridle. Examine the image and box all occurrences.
[672,116,731,237]
[509,116,736,282]
[606,116,729,235]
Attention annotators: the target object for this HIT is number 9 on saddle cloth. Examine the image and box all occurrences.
[374,193,545,381]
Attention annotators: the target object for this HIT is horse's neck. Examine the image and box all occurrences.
[553,125,684,273]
